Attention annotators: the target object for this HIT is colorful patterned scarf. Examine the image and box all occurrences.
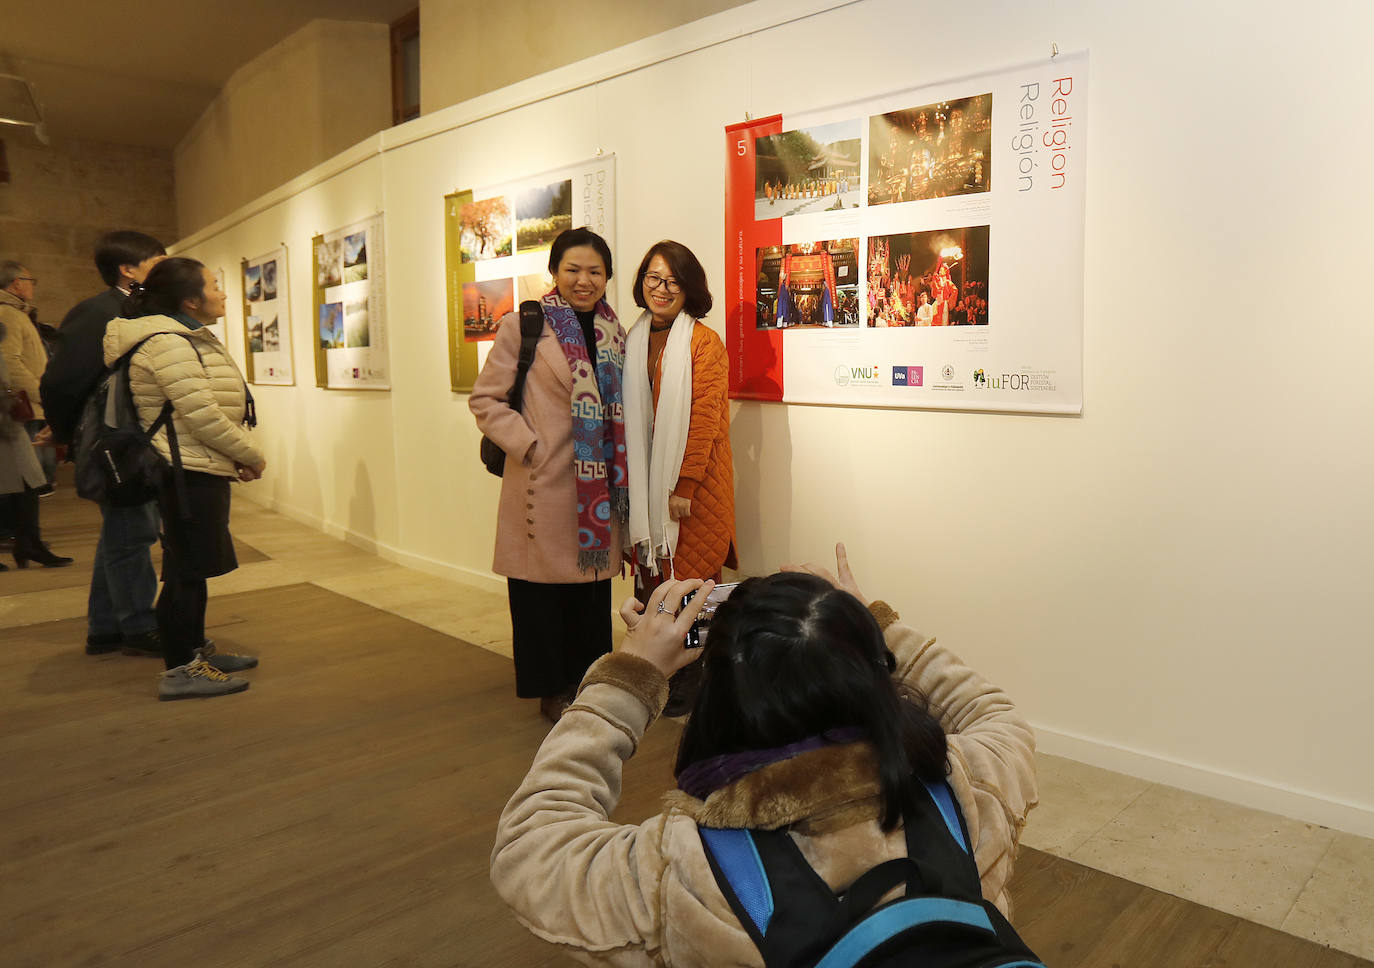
[541,291,628,572]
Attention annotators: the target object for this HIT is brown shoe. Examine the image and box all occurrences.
[539,695,570,724]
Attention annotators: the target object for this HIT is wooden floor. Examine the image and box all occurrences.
[2,561,1369,964]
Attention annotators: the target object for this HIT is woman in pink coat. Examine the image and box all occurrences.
[470,228,629,723]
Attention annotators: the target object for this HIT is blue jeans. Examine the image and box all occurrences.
[87,500,159,638]
[25,419,57,484]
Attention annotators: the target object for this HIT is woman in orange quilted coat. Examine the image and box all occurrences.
[624,241,736,713]
[624,241,736,587]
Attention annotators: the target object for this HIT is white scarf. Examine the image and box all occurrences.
[624,309,694,576]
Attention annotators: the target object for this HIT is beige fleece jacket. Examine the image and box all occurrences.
[490,602,1038,966]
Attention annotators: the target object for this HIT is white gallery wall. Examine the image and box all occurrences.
[175,0,1374,837]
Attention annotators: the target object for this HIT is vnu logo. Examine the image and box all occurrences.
[834,364,880,387]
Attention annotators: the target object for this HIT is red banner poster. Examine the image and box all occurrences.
[724,116,783,401]
[721,54,1087,414]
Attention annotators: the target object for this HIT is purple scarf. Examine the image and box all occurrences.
[676,727,866,800]
[540,291,628,572]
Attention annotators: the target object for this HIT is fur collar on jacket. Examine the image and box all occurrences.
[664,740,888,836]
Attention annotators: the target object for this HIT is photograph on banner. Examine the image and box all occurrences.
[245,264,262,302]
[242,246,294,384]
[344,231,368,282]
[754,121,862,220]
[458,196,513,262]
[723,54,1086,413]
[514,179,572,254]
[313,214,388,389]
[463,278,514,342]
[444,154,617,391]
[755,240,859,329]
[263,259,278,299]
[319,302,343,348]
[867,225,988,328]
[868,94,992,206]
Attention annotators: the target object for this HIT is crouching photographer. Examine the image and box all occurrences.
[490,543,1040,967]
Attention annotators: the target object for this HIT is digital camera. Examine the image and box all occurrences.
[685,581,740,649]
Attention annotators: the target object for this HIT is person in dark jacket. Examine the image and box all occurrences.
[39,231,166,657]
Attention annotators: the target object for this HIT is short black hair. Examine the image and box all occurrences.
[125,256,206,318]
[548,227,613,281]
[632,240,712,319]
[675,572,948,831]
[96,231,166,287]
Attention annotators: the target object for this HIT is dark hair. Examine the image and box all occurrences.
[547,227,613,281]
[675,573,948,830]
[633,240,712,319]
[125,257,207,318]
[95,231,166,287]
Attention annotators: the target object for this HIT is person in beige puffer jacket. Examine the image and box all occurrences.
[104,257,266,701]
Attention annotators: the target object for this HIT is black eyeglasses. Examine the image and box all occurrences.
[643,272,681,294]
[16,276,36,283]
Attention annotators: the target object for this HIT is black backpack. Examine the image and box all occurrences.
[72,334,199,511]
[699,778,1045,968]
[479,300,544,477]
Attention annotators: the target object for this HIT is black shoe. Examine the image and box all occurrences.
[120,630,163,658]
[36,483,55,498]
[13,540,73,569]
[86,633,124,655]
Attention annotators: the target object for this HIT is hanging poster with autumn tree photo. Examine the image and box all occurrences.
[444,155,616,391]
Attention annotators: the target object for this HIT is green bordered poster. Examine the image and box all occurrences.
[312,213,389,390]
[240,245,294,385]
[445,154,616,391]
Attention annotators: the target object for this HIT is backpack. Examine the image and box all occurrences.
[479,300,544,477]
[698,778,1045,968]
[73,334,199,511]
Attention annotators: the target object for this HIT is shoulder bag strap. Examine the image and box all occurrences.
[507,300,543,412]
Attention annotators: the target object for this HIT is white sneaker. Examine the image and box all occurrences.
[158,659,250,701]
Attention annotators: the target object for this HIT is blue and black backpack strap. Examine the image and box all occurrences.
[698,778,1044,968]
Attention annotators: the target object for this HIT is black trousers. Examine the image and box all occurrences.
[507,578,611,699]
[157,575,207,670]
[4,487,40,546]
[156,470,237,670]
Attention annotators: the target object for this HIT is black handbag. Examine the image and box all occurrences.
[480,300,543,477]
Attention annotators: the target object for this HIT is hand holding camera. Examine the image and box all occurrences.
[618,579,714,679]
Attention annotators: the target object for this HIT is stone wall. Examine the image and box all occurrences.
[174,20,390,238]
[419,0,757,115]
[0,137,177,326]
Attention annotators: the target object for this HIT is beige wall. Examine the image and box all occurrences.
[419,0,757,113]
[0,137,177,325]
[174,0,1374,838]
[174,20,390,238]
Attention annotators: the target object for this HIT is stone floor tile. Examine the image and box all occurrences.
[1281,832,1374,961]
[1021,753,1152,856]
[1070,784,1337,929]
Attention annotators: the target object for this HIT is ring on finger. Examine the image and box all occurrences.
[656,602,670,613]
